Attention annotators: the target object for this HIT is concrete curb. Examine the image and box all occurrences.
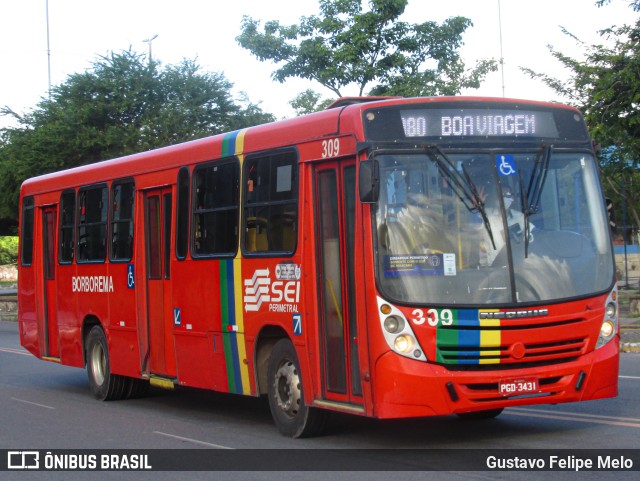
[621,343,640,353]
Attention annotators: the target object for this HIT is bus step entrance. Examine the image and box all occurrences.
[149,376,176,391]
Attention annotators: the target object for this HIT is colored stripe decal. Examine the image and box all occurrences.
[219,129,250,395]
[436,309,503,365]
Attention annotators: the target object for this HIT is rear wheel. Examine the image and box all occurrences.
[86,325,128,401]
[267,339,328,438]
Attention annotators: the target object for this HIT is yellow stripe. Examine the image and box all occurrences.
[233,129,251,395]
[479,317,501,365]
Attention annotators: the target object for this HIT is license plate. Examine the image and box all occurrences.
[498,377,539,396]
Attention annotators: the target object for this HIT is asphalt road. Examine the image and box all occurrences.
[1,320,639,480]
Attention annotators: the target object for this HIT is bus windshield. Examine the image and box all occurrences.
[373,149,615,305]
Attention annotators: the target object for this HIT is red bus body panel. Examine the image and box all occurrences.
[17,96,618,423]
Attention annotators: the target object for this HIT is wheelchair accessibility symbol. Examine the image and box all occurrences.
[496,154,516,176]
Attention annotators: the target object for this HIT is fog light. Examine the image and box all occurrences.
[394,334,414,353]
[601,320,615,339]
[384,315,405,334]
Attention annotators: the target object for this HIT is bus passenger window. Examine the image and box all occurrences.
[176,167,190,260]
[243,150,298,254]
[191,159,239,257]
[77,185,108,262]
[110,180,134,262]
[59,190,75,263]
[20,197,34,266]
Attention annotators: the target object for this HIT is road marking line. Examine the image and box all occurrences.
[0,347,30,356]
[153,431,234,449]
[619,375,640,380]
[509,407,640,423]
[506,408,640,428]
[11,397,55,410]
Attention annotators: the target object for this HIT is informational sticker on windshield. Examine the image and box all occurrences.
[383,254,458,277]
[443,253,457,276]
[384,254,443,277]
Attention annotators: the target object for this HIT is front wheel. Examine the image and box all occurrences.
[267,339,328,438]
[86,325,128,401]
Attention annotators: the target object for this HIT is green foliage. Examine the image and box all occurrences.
[289,89,336,115]
[237,0,497,97]
[521,2,640,231]
[0,236,18,265]
[0,49,275,224]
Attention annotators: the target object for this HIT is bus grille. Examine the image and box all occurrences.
[436,329,588,370]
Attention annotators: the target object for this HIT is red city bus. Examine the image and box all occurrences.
[18,96,619,437]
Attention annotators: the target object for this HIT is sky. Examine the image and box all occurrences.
[0,0,636,129]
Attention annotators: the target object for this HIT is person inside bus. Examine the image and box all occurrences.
[476,184,535,266]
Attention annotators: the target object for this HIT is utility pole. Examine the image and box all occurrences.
[498,0,506,97]
[143,34,158,64]
[45,0,52,99]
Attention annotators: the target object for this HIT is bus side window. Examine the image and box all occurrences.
[191,159,239,257]
[59,190,75,263]
[176,167,190,260]
[110,180,134,262]
[243,150,298,255]
[20,196,35,266]
[77,184,108,262]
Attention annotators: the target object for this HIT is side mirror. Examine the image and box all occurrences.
[359,159,379,203]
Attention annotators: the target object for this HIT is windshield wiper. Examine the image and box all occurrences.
[526,144,553,216]
[519,171,531,258]
[521,144,552,257]
[425,145,496,250]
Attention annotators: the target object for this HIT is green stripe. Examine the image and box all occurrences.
[220,261,236,393]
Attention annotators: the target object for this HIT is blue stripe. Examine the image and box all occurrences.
[456,309,480,364]
[221,131,239,157]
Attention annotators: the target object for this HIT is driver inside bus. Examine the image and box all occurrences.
[477,184,535,266]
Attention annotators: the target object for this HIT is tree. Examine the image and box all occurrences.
[521,1,640,237]
[289,89,335,115]
[236,0,496,98]
[0,49,274,226]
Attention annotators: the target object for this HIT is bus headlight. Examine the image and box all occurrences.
[600,320,615,339]
[605,302,617,319]
[377,297,426,362]
[394,334,414,353]
[596,290,618,349]
[384,315,405,334]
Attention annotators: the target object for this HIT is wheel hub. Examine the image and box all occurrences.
[273,360,301,418]
[90,343,106,386]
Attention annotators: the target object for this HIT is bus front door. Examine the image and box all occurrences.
[314,161,362,405]
[143,188,176,378]
[41,206,59,359]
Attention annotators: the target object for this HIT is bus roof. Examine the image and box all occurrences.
[19,96,581,197]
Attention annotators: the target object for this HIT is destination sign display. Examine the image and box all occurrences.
[400,108,559,138]
[363,102,590,142]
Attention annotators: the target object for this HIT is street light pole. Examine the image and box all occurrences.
[143,34,158,64]
[45,0,52,99]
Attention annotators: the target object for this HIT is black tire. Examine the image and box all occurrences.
[125,377,150,399]
[456,408,504,420]
[267,339,328,438]
[85,325,128,401]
